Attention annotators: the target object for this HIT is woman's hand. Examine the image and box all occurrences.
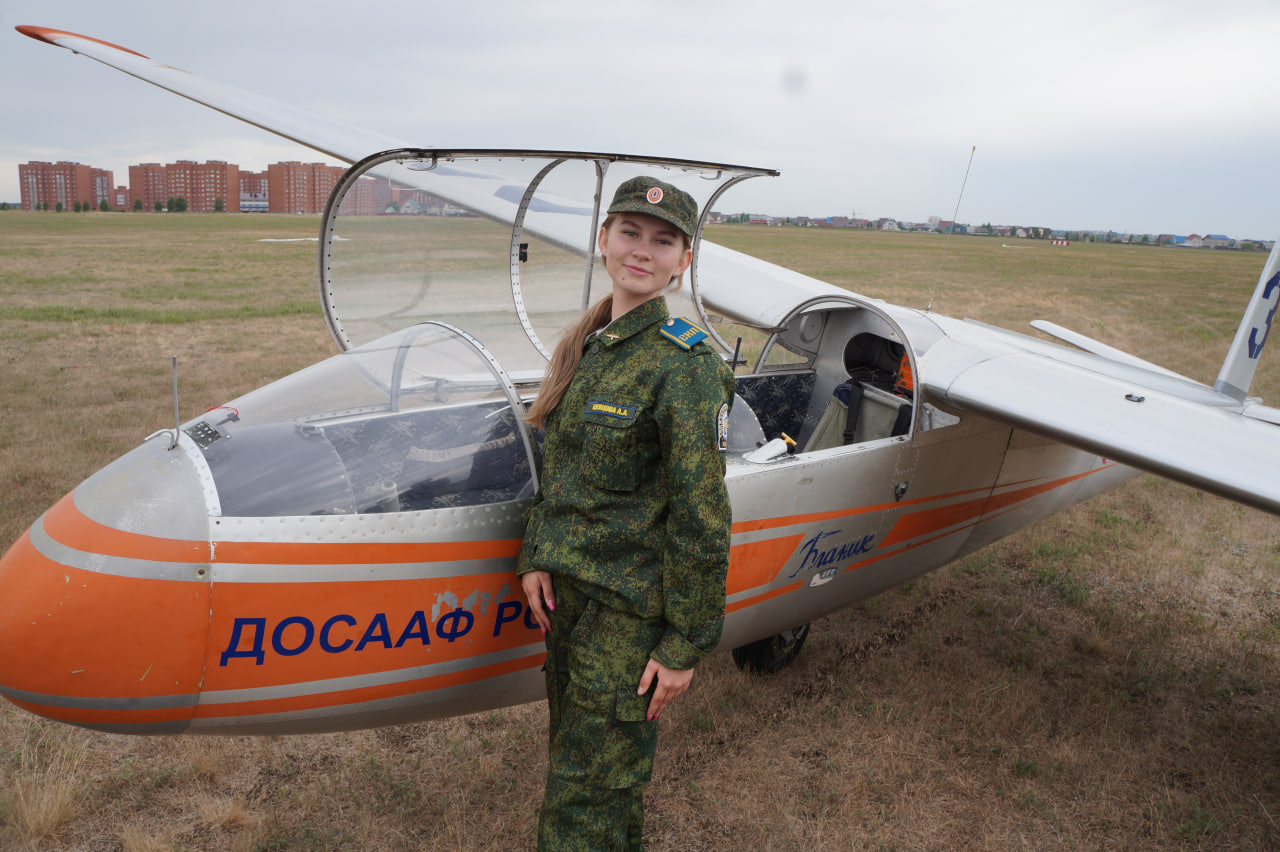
[637,659,693,721]
[521,571,555,634]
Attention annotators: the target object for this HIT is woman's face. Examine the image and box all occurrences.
[598,213,693,312]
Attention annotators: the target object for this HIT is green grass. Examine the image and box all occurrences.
[2,214,1280,850]
[0,302,317,323]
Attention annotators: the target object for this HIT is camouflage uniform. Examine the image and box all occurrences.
[519,296,734,850]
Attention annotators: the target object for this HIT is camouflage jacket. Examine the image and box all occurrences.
[518,297,734,671]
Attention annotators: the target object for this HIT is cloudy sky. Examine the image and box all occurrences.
[2,0,1278,238]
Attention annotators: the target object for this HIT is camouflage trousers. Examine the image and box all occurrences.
[537,575,663,852]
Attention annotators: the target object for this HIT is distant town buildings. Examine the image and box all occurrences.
[708,210,1270,250]
[10,159,1272,249]
[17,158,346,214]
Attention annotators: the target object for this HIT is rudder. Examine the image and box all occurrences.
[1214,233,1280,400]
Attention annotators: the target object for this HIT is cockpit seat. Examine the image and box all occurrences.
[805,381,912,452]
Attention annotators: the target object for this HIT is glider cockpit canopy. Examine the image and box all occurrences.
[172,151,779,518]
[319,149,779,379]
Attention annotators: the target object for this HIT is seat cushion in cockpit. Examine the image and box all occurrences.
[325,403,531,513]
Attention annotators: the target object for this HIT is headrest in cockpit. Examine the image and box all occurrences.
[843,333,905,387]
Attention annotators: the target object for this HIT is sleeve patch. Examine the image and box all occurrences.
[717,402,729,452]
[659,317,709,350]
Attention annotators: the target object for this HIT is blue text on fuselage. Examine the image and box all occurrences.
[788,529,877,579]
[220,600,540,666]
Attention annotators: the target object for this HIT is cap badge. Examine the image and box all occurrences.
[646,186,664,204]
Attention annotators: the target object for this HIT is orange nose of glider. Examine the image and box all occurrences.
[0,436,213,733]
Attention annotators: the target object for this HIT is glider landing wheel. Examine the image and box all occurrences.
[731,624,811,674]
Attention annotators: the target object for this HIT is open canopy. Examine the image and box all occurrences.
[319,149,778,376]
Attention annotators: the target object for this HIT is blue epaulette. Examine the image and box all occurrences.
[659,316,709,350]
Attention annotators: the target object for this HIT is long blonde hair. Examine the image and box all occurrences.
[525,215,690,429]
[525,294,615,429]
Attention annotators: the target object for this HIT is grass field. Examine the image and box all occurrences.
[2,212,1280,850]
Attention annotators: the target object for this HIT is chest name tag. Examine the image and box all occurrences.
[659,317,709,349]
[585,400,638,421]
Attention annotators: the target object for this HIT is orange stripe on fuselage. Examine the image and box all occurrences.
[9,651,546,730]
[726,535,804,596]
[726,581,804,614]
[842,500,1024,578]
[723,467,1115,613]
[210,537,521,565]
[2,695,193,728]
[729,482,998,536]
[880,467,1107,548]
[44,491,521,566]
[722,482,1016,607]
[44,492,209,562]
[194,650,543,721]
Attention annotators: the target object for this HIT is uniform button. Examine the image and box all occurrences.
[590,343,601,353]
[665,319,675,326]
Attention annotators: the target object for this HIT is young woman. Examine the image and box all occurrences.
[518,176,734,850]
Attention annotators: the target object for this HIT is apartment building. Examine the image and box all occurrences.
[267,161,344,214]
[129,163,167,211]
[18,161,114,210]
[163,160,239,212]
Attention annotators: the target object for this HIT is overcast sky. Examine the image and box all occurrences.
[3,0,1279,238]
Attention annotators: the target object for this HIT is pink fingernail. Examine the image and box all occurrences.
[546,599,555,611]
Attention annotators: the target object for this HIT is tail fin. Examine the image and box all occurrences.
[1214,234,1280,401]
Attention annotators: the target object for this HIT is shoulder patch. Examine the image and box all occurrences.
[658,316,709,350]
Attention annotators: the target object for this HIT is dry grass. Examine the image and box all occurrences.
[2,213,1280,849]
[1,725,86,848]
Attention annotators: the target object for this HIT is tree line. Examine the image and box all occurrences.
[13,196,227,212]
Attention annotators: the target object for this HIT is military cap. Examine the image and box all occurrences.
[607,176,699,239]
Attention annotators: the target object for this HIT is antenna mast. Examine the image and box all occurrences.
[926,146,976,313]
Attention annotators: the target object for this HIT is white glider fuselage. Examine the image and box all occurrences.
[3,27,1278,736]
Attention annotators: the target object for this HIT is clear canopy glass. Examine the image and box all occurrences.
[320,150,777,377]
[184,323,536,517]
